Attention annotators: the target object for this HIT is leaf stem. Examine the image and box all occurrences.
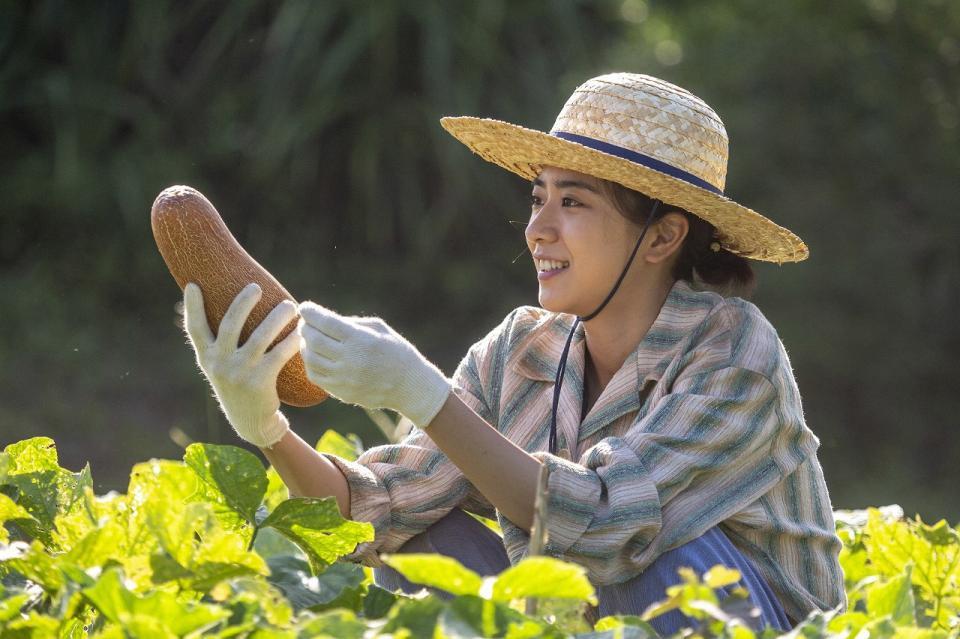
[247,525,260,553]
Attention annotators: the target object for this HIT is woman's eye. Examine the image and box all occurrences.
[562,197,581,207]
[530,194,543,207]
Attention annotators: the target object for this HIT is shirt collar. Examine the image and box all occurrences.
[511,278,716,389]
[510,279,719,449]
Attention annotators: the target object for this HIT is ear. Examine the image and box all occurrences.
[645,211,688,264]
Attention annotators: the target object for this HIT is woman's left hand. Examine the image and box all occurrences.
[297,301,452,430]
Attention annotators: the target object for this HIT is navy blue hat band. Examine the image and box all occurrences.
[551,131,724,196]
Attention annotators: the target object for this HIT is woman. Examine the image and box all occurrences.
[182,73,845,633]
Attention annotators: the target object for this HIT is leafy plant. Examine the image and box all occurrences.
[1,435,958,638]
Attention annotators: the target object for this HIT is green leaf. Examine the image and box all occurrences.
[252,522,305,560]
[0,592,30,622]
[184,443,267,526]
[3,437,60,473]
[2,539,65,593]
[857,616,899,639]
[827,610,872,636]
[491,556,597,605]
[380,553,483,597]
[362,584,398,619]
[0,492,36,544]
[1,610,61,636]
[210,575,293,627]
[315,430,363,461]
[62,519,126,569]
[122,458,215,586]
[505,619,559,639]
[574,628,655,639]
[264,466,290,513]
[2,461,89,547]
[380,596,445,638]
[863,508,960,628]
[866,566,916,625]
[438,595,533,638]
[125,459,199,558]
[259,497,374,573]
[82,567,230,636]
[917,519,959,546]
[892,627,949,639]
[266,554,366,612]
[145,500,268,590]
[3,471,61,543]
[839,544,872,587]
[594,615,658,636]
[703,565,742,589]
[293,609,366,639]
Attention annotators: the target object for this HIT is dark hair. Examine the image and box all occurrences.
[597,179,756,298]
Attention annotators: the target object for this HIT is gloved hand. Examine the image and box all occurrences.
[182,282,301,448]
[298,302,452,430]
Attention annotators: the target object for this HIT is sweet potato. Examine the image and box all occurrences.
[151,185,327,407]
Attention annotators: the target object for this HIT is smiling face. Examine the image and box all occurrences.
[525,166,658,316]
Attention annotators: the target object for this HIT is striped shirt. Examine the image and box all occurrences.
[323,279,846,623]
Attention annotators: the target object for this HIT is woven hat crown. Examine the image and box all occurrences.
[439,72,809,263]
[551,73,729,193]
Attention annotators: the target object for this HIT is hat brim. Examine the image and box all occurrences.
[440,116,808,264]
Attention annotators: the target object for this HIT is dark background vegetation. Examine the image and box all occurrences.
[1,1,957,522]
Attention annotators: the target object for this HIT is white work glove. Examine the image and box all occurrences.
[298,302,452,430]
[182,282,301,448]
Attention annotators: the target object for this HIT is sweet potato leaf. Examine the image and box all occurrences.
[184,443,267,527]
[259,497,373,574]
[491,557,597,605]
[380,553,484,597]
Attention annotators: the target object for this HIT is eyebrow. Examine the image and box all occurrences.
[531,177,599,193]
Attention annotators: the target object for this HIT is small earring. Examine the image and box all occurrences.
[709,241,721,253]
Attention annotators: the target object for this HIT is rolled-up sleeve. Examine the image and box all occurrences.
[321,426,466,567]
[508,365,807,584]
[321,309,517,566]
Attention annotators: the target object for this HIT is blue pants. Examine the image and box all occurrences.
[373,508,793,635]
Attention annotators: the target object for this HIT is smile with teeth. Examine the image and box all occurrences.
[537,259,570,272]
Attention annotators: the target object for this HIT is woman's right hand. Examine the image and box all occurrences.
[182,282,301,449]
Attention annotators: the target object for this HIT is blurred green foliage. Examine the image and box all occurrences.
[0,1,957,521]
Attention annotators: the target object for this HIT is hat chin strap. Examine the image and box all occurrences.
[548,199,662,455]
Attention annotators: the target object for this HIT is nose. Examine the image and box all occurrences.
[524,200,559,248]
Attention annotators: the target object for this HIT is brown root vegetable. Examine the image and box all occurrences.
[151,185,327,407]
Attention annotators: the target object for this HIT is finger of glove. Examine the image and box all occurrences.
[217,283,262,352]
[300,322,343,360]
[183,283,215,349]
[352,316,392,336]
[298,301,350,342]
[242,299,298,358]
[301,344,340,382]
[263,326,302,377]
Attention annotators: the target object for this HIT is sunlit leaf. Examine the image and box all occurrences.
[866,565,916,625]
[0,492,35,544]
[82,567,230,635]
[491,556,597,604]
[703,565,742,589]
[184,443,267,526]
[3,438,60,474]
[259,497,373,573]
[315,430,363,461]
[293,608,366,639]
[380,553,483,597]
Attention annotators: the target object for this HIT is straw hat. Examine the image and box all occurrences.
[440,73,808,263]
